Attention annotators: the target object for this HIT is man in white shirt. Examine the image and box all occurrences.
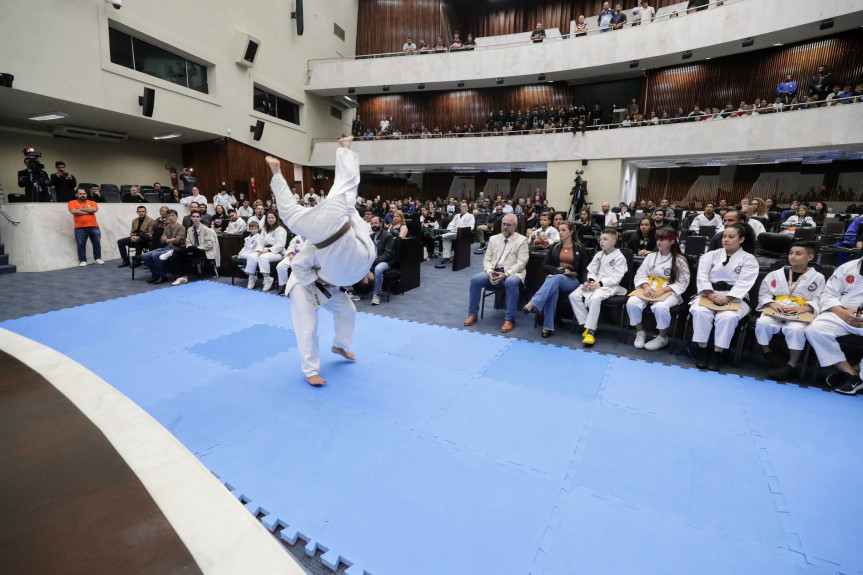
[741,206,766,236]
[403,37,417,53]
[180,186,207,211]
[632,0,655,25]
[303,187,319,205]
[248,204,267,229]
[225,209,248,235]
[690,202,723,232]
[436,200,475,267]
[601,202,619,227]
[237,200,254,218]
[502,200,514,214]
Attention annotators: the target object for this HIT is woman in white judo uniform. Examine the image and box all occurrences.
[689,223,759,371]
[266,137,376,386]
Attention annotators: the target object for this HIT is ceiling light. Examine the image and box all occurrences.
[496,77,504,85]
[682,51,692,60]
[29,111,69,121]
[773,43,783,47]
[153,132,181,140]
[417,83,425,89]
[742,38,754,47]
[382,85,390,92]
[629,61,638,68]
[348,87,355,94]
[538,73,546,81]
[457,81,465,87]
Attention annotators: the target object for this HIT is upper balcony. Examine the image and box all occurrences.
[307,0,863,97]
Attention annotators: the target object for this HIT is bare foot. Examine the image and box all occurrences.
[332,346,356,361]
[338,136,353,149]
[265,155,282,176]
[306,374,326,386]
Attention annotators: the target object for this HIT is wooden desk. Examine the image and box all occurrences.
[399,237,422,292]
[452,227,473,272]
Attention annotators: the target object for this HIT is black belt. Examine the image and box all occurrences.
[711,281,732,291]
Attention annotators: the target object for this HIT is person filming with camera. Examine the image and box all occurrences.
[17,148,52,202]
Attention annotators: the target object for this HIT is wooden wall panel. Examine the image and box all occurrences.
[356,0,461,56]
[357,83,572,133]
[640,28,863,115]
[181,140,298,204]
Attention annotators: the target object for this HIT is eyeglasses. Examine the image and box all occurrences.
[500,222,514,228]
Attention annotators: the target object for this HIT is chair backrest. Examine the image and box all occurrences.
[754,232,794,259]
[621,229,635,247]
[698,225,716,238]
[120,184,135,195]
[100,185,121,202]
[143,192,161,204]
[794,227,816,240]
[592,213,605,229]
[140,185,155,195]
[405,213,421,238]
[618,248,636,292]
[621,220,638,231]
[823,220,846,235]
[767,211,780,223]
[750,270,769,309]
[684,235,707,256]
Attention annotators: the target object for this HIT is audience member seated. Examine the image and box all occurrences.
[783,205,816,227]
[687,0,709,12]
[437,200,475,267]
[805,256,863,395]
[123,186,147,204]
[388,210,409,239]
[708,210,745,250]
[530,23,546,43]
[575,208,602,244]
[403,37,417,53]
[235,220,261,265]
[179,186,207,210]
[755,242,825,380]
[210,205,229,232]
[449,32,464,51]
[169,211,217,286]
[463,214,529,333]
[652,208,669,228]
[627,227,691,350]
[225,209,248,234]
[117,205,155,268]
[243,212,287,291]
[417,38,430,53]
[529,212,560,247]
[569,228,626,345]
[475,204,504,251]
[433,36,447,52]
[167,188,182,203]
[87,184,104,203]
[628,217,656,255]
[690,223,759,371]
[601,202,619,227]
[523,221,588,337]
[362,216,395,306]
[690,202,722,232]
[247,204,267,229]
[141,209,185,284]
[740,206,766,236]
[463,33,476,50]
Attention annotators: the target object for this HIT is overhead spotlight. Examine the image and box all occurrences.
[629,60,638,68]
[742,37,754,47]
[417,83,425,90]
[820,18,834,30]
[0,73,13,88]
[682,51,692,60]
[538,73,546,81]
[773,43,783,47]
[348,87,355,94]
[457,81,464,88]
[382,85,390,92]
[496,77,504,85]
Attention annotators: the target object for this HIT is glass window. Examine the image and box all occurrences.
[108,27,134,69]
[108,27,208,94]
[253,86,300,126]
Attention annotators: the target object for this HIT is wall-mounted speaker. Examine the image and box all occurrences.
[138,87,155,117]
[250,120,265,141]
[741,37,754,47]
[291,0,304,36]
[582,160,589,166]
[237,34,261,67]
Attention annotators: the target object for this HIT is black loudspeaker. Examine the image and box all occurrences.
[238,36,260,67]
[291,0,304,36]
[250,120,265,141]
[139,87,155,117]
[582,159,589,166]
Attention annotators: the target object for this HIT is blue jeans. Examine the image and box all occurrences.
[142,246,173,278]
[74,226,101,262]
[468,271,523,322]
[530,274,581,330]
[373,261,389,295]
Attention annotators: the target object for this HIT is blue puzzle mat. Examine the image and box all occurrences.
[3,281,862,575]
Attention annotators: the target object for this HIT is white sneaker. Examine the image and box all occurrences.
[247,275,258,290]
[634,331,647,349]
[371,294,381,306]
[78,261,88,267]
[644,336,669,351]
[172,276,189,286]
[262,277,274,291]
[158,251,173,261]
[95,259,105,265]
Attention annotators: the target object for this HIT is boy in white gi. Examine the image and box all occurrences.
[237,220,260,259]
[266,137,375,386]
[755,242,825,380]
[690,223,759,371]
[626,227,691,351]
[569,229,627,345]
[805,257,863,395]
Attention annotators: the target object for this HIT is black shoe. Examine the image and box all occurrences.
[706,350,724,372]
[147,276,157,284]
[118,261,131,268]
[695,347,709,369]
[767,364,796,381]
[762,349,787,368]
[152,276,167,285]
[541,329,553,338]
[829,371,863,395]
[131,261,141,268]
[523,305,535,315]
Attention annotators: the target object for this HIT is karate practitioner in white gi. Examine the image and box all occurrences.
[266,137,376,385]
[754,242,825,380]
[569,229,627,345]
[805,257,863,395]
[689,223,759,371]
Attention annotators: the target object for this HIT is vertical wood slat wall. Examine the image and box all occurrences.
[357,84,572,134]
[640,28,863,115]
[356,0,460,56]
[354,171,549,204]
[181,140,298,204]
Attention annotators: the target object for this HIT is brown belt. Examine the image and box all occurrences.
[314,221,351,249]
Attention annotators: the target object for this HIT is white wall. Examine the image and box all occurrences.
[548,160,623,216]
[307,0,863,95]
[0,0,359,165]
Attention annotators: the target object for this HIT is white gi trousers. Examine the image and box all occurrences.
[626,292,683,330]
[569,286,617,330]
[276,255,293,286]
[689,300,750,349]
[805,312,863,366]
[441,233,457,258]
[755,315,807,350]
[272,148,375,287]
[244,251,282,275]
[289,282,356,377]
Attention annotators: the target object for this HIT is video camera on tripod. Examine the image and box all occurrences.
[568,169,587,219]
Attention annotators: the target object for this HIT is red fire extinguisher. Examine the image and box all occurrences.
[535,187,541,203]
[169,166,178,187]
[250,172,257,200]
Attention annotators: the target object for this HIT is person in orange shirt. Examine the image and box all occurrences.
[68,187,103,267]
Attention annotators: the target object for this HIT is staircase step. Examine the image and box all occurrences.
[0,243,4,256]
[0,254,7,266]
[0,264,16,275]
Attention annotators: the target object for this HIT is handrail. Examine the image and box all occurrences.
[307,0,741,74]
[0,207,21,225]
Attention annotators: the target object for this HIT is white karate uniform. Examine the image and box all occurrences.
[755,266,825,350]
[290,281,356,377]
[237,233,260,259]
[272,147,375,290]
[626,252,691,329]
[245,226,287,275]
[690,212,722,232]
[782,215,816,227]
[689,248,759,349]
[237,206,254,217]
[569,249,627,330]
[529,225,560,244]
[806,259,863,366]
[441,212,475,258]
[213,193,236,212]
[748,218,766,237]
[225,218,248,235]
[276,236,309,287]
